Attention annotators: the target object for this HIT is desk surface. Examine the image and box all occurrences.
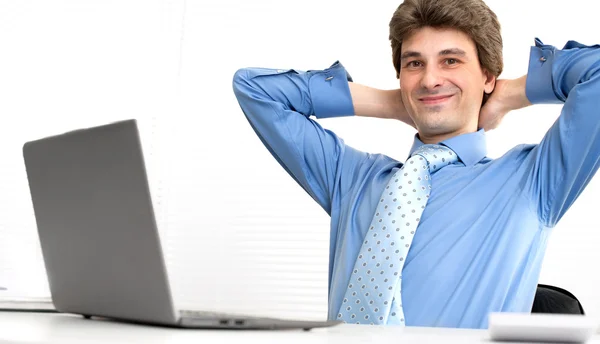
[0,311,599,344]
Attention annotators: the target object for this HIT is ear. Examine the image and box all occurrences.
[483,69,496,94]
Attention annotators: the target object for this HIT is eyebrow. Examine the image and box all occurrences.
[400,48,467,61]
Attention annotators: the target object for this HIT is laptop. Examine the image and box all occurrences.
[21,119,340,330]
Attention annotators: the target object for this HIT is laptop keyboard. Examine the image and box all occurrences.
[180,310,232,318]
[179,310,253,327]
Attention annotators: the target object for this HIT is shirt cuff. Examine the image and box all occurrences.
[309,61,356,119]
[525,38,563,105]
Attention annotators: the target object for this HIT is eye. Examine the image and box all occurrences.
[445,58,458,65]
[407,61,423,68]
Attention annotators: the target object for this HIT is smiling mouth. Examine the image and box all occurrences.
[419,94,454,105]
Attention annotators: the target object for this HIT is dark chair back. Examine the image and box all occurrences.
[531,284,584,315]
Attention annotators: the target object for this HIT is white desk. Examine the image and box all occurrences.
[0,311,599,344]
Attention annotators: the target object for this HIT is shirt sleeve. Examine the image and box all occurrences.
[525,38,600,227]
[232,61,362,215]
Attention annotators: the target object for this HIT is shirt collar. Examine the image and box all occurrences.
[408,128,488,166]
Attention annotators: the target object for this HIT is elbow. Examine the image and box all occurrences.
[232,68,252,98]
[232,68,262,121]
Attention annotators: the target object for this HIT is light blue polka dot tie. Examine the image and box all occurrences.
[338,144,458,325]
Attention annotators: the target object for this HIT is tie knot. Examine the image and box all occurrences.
[410,144,458,174]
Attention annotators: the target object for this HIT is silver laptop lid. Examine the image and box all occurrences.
[22,119,178,326]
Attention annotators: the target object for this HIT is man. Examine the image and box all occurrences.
[232,0,600,329]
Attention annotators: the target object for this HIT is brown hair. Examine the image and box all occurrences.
[389,0,503,80]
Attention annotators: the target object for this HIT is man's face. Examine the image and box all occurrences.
[399,27,495,142]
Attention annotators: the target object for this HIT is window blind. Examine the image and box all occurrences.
[0,0,331,321]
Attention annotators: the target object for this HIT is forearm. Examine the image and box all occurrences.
[504,75,532,112]
[524,38,600,226]
[232,64,354,212]
[527,38,600,104]
[349,82,412,125]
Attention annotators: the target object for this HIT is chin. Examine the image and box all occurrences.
[417,117,454,131]
[417,120,464,136]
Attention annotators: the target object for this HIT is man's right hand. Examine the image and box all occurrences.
[349,82,415,129]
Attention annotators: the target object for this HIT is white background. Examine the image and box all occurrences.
[0,0,598,321]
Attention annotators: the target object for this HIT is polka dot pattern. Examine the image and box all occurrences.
[338,144,457,325]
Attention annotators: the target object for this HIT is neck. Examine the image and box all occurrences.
[417,128,475,144]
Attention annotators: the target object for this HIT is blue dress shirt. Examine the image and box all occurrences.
[231,38,600,329]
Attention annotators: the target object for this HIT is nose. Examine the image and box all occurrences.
[420,64,443,90]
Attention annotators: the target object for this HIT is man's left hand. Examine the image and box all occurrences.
[478,76,532,131]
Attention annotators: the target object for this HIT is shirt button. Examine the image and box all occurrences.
[325,76,334,81]
[539,56,547,62]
